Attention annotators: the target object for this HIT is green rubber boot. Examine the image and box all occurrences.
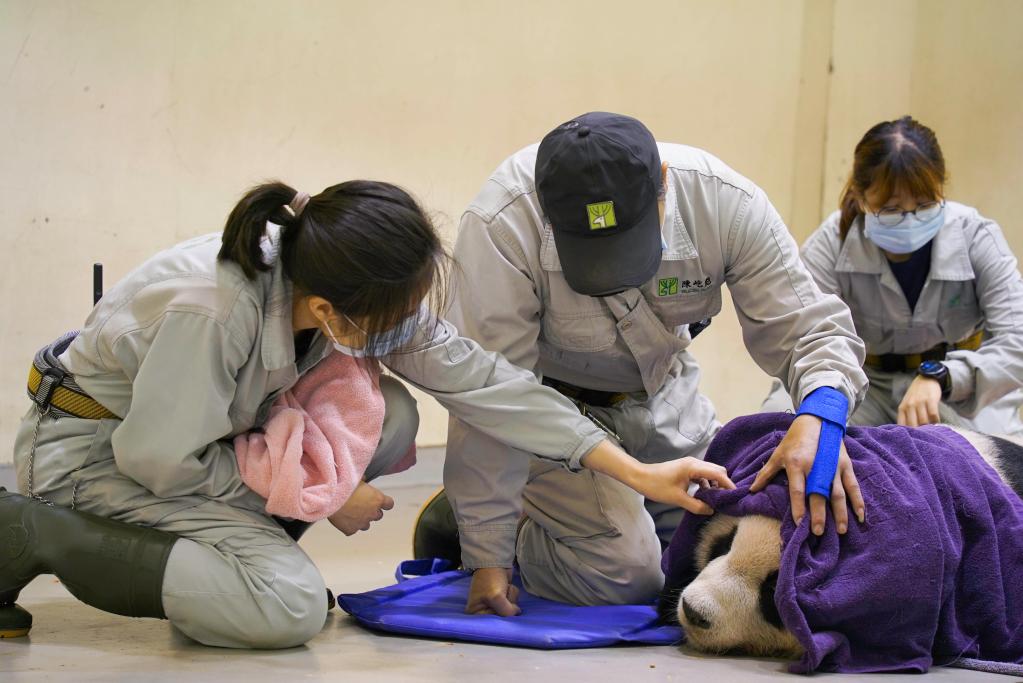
[0,487,178,638]
[412,488,461,568]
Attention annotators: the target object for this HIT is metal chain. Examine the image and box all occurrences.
[566,396,622,443]
[26,405,54,506]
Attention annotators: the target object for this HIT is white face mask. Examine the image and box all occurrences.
[322,306,424,358]
[863,203,946,254]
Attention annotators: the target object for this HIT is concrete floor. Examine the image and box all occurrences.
[0,454,1012,682]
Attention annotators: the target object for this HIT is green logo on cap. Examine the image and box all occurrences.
[586,201,617,230]
[658,278,679,296]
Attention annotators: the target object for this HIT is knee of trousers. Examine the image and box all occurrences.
[374,376,419,460]
[590,538,665,604]
[236,571,328,649]
[519,520,665,605]
[195,561,329,650]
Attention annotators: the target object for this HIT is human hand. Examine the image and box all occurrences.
[750,414,865,535]
[466,567,520,616]
[328,482,394,536]
[629,457,735,515]
[580,439,733,514]
[898,375,943,427]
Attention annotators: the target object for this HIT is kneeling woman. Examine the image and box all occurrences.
[1,180,729,649]
[766,117,1023,431]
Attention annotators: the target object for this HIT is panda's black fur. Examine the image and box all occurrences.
[988,433,1023,496]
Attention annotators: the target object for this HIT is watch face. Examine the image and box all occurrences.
[920,360,942,375]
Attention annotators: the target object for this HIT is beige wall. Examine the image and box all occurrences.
[821,0,1023,258]
[1,0,1020,463]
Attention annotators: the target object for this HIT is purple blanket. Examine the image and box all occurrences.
[661,413,1023,674]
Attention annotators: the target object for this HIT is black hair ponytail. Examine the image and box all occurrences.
[219,181,301,279]
[219,178,449,351]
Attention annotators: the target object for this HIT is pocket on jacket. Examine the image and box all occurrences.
[939,308,983,344]
[540,277,618,353]
[524,461,621,541]
[662,390,717,445]
[540,312,618,353]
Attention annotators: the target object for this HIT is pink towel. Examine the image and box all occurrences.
[234,352,410,522]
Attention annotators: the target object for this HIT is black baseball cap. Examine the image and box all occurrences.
[535,112,662,297]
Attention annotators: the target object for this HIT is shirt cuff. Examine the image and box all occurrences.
[796,371,860,420]
[458,525,519,570]
[566,427,608,472]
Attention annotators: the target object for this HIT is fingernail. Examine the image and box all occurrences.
[838,523,847,534]
[813,524,823,535]
[857,509,865,523]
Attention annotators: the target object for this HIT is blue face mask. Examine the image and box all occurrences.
[323,306,424,358]
[863,206,945,254]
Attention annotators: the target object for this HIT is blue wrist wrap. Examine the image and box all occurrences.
[796,387,849,498]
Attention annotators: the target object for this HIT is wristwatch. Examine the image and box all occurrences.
[918,360,951,399]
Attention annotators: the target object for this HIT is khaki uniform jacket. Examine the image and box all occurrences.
[801,203,1023,416]
[59,230,605,506]
[446,142,868,568]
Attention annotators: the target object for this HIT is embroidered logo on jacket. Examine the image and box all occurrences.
[659,276,713,296]
[586,201,617,230]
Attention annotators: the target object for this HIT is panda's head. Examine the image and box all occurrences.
[675,514,803,658]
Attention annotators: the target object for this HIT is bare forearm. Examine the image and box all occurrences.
[579,439,644,489]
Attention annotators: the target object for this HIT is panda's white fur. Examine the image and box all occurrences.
[676,427,1023,659]
[677,513,801,657]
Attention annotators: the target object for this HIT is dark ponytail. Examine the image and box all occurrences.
[838,116,946,241]
[221,178,449,342]
[219,181,301,279]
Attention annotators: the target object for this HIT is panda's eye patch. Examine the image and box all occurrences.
[707,526,737,563]
[758,570,784,629]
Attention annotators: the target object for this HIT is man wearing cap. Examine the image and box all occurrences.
[441,112,869,615]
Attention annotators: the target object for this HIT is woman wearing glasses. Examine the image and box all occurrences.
[765,116,1023,432]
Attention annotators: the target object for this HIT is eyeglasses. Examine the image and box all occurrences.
[872,200,945,227]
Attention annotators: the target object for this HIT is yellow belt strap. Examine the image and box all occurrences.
[865,330,985,370]
[954,329,984,351]
[27,364,116,420]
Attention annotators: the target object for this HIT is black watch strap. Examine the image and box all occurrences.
[918,361,951,399]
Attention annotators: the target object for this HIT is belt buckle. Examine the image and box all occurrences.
[33,366,66,410]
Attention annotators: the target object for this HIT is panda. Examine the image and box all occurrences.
[667,427,1023,658]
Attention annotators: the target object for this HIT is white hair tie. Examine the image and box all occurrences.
[286,191,311,218]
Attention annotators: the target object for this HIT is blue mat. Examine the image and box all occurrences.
[336,559,683,649]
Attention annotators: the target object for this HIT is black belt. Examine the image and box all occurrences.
[542,377,624,441]
[541,377,627,408]
[865,330,983,373]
